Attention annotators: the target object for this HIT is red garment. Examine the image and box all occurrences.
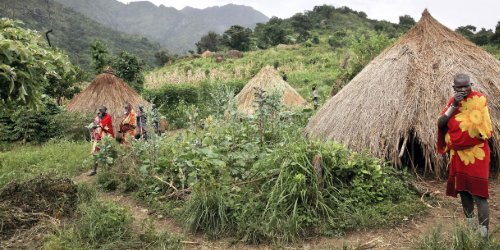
[100,113,114,138]
[437,91,493,198]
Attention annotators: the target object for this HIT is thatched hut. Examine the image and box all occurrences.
[305,10,500,177]
[235,65,307,115]
[67,68,149,134]
[226,50,243,59]
[201,50,213,58]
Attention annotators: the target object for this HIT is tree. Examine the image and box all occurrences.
[195,31,222,53]
[0,18,76,108]
[44,60,79,105]
[113,51,144,92]
[154,50,172,66]
[221,25,253,51]
[472,28,493,46]
[290,13,312,42]
[490,21,500,45]
[254,18,291,48]
[456,25,477,41]
[90,40,111,74]
[398,15,416,31]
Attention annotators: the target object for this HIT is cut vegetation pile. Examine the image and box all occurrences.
[0,176,78,239]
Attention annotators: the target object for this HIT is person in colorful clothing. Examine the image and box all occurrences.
[437,73,493,238]
[135,104,147,139]
[89,106,114,176]
[119,103,137,144]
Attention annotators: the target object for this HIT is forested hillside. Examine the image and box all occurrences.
[54,0,269,52]
[0,0,160,70]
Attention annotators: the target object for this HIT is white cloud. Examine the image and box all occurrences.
[117,0,500,30]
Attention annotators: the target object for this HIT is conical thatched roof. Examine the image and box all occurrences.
[201,50,213,57]
[235,65,307,114]
[305,10,500,177]
[67,69,149,133]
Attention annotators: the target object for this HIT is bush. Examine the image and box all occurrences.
[144,84,199,108]
[130,93,425,244]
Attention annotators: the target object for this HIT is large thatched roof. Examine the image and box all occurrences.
[305,10,500,177]
[67,69,149,133]
[235,65,307,114]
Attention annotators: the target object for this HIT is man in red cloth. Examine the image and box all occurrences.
[88,106,114,176]
[437,73,493,238]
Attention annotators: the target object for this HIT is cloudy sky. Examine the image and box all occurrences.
[117,0,499,30]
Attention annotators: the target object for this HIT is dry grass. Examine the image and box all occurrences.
[305,9,500,177]
[66,69,149,133]
[235,65,308,114]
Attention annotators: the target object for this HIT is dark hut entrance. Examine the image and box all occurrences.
[398,130,428,176]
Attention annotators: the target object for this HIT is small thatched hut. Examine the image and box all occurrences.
[305,10,500,177]
[201,50,213,58]
[67,68,149,134]
[226,50,243,59]
[235,65,307,115]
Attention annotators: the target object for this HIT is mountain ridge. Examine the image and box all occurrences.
[0,0,160,70]
[53,0,269,52]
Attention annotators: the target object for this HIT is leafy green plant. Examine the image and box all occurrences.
[0,18,76,107]
[126,92,425,244]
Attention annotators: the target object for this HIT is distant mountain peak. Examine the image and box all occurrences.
[54,0,269,53]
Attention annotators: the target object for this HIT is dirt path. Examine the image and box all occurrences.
[73,173,500,249]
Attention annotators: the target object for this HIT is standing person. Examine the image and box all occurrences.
[437,73,493,238]
[136,104,147,139]
[119,103,137,144]
[312,85,319,110]
[282,72,287,82]
[88,106,114,176]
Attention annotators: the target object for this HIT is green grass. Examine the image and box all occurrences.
[416,223,500,250]
[0,140,90,187]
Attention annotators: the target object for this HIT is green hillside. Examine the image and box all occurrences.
[146,5,500,102]
[145,6,401,102]
[53,0,269,53]
[0,0,160,71]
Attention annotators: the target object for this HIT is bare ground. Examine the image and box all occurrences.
[73,173,500,249]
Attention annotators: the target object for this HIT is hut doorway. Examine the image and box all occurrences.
[399,130,427,176]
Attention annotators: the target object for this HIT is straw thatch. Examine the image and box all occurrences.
[235,65,307,114]
[226,50,243,59]
[66,68,149,133]
[201,50,213,58]
[305,10,500,177]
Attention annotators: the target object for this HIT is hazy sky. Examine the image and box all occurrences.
[117,0,499,30]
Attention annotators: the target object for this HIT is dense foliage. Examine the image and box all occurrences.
[195,5,412,52]
[0,0,159,73]
[95,91,425,244]
[144,81,245,128]
[0,18,76,107]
